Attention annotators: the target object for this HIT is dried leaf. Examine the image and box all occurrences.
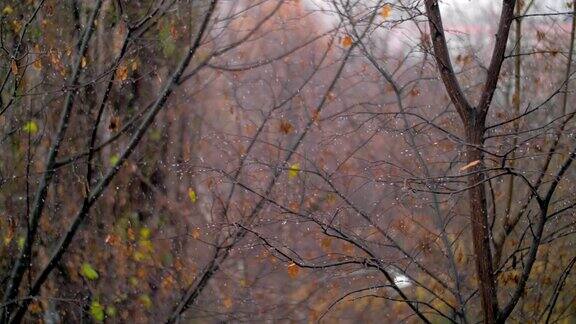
[116,64,129,81]
[320,237,332,250]
[460,160,480,171]
[287,262,300,278]
[33,59,42,70]
[192,227,201,240]
[10,60,18,75]
[380,4,392,18]
[223,297,233,309]
[108,115,120,131]
[279,120,293,134]
[342,35,353,47]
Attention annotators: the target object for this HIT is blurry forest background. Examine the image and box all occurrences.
[1,0,576,323]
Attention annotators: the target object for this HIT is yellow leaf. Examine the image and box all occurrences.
[287,262,300,279]
[33,59,42,70]
[23,121,38,134]
[288,163,300,179]
[239,278,248,287]
[460,160,481,171]
[342,35,353,48]
[139,227,151,240]
[2,5,14,15]
[81,56,87,68]
[188,188,197,203]
[380,4,392,18]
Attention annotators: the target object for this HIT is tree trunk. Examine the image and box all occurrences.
[465,122,498,324]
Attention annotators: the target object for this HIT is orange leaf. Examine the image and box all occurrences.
[223,297,233,309]
[116,64,129,81]
[380,4,392,18]
[192,227,201,240]
[342,35,353,47]
[287,262,300,278]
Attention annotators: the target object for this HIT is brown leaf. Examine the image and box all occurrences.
[10,60,18,75]
[116,64,129,81]
[287,262,300,278]
[108,116,120,132]
[279,120,293,134]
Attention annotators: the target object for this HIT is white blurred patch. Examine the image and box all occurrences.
[392,273,412,288]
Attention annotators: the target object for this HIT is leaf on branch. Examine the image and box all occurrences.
[2,5,14,15]
[116,64,129,81]
[380,4,392,19]
[10,60,18,75]
[279,120,293,134]
[188,188,197,203]
[342,35,353,48]
[223,297,233,309]
[288,163,300,179]
[81,262,99,280]
[460,160,480,171]
[287,262,300,278]
[138,294,152,309]
[109,154,120,166]
[90,300,105,322]
[23,121,39,134]
[192,227,201,239]
[33,59,42,71]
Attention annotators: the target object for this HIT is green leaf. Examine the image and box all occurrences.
[105,305,117,317]
[159,24,176,57]
[138,294,152,309]
[109,154,120,166]
[17,236,25,250]
[23,121,38,134]
[80,262,99,280]
[90,300,105,322]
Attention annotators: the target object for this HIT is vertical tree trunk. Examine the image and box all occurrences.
[465,122,498,324]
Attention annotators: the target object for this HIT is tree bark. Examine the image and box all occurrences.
[465,122,498,324]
